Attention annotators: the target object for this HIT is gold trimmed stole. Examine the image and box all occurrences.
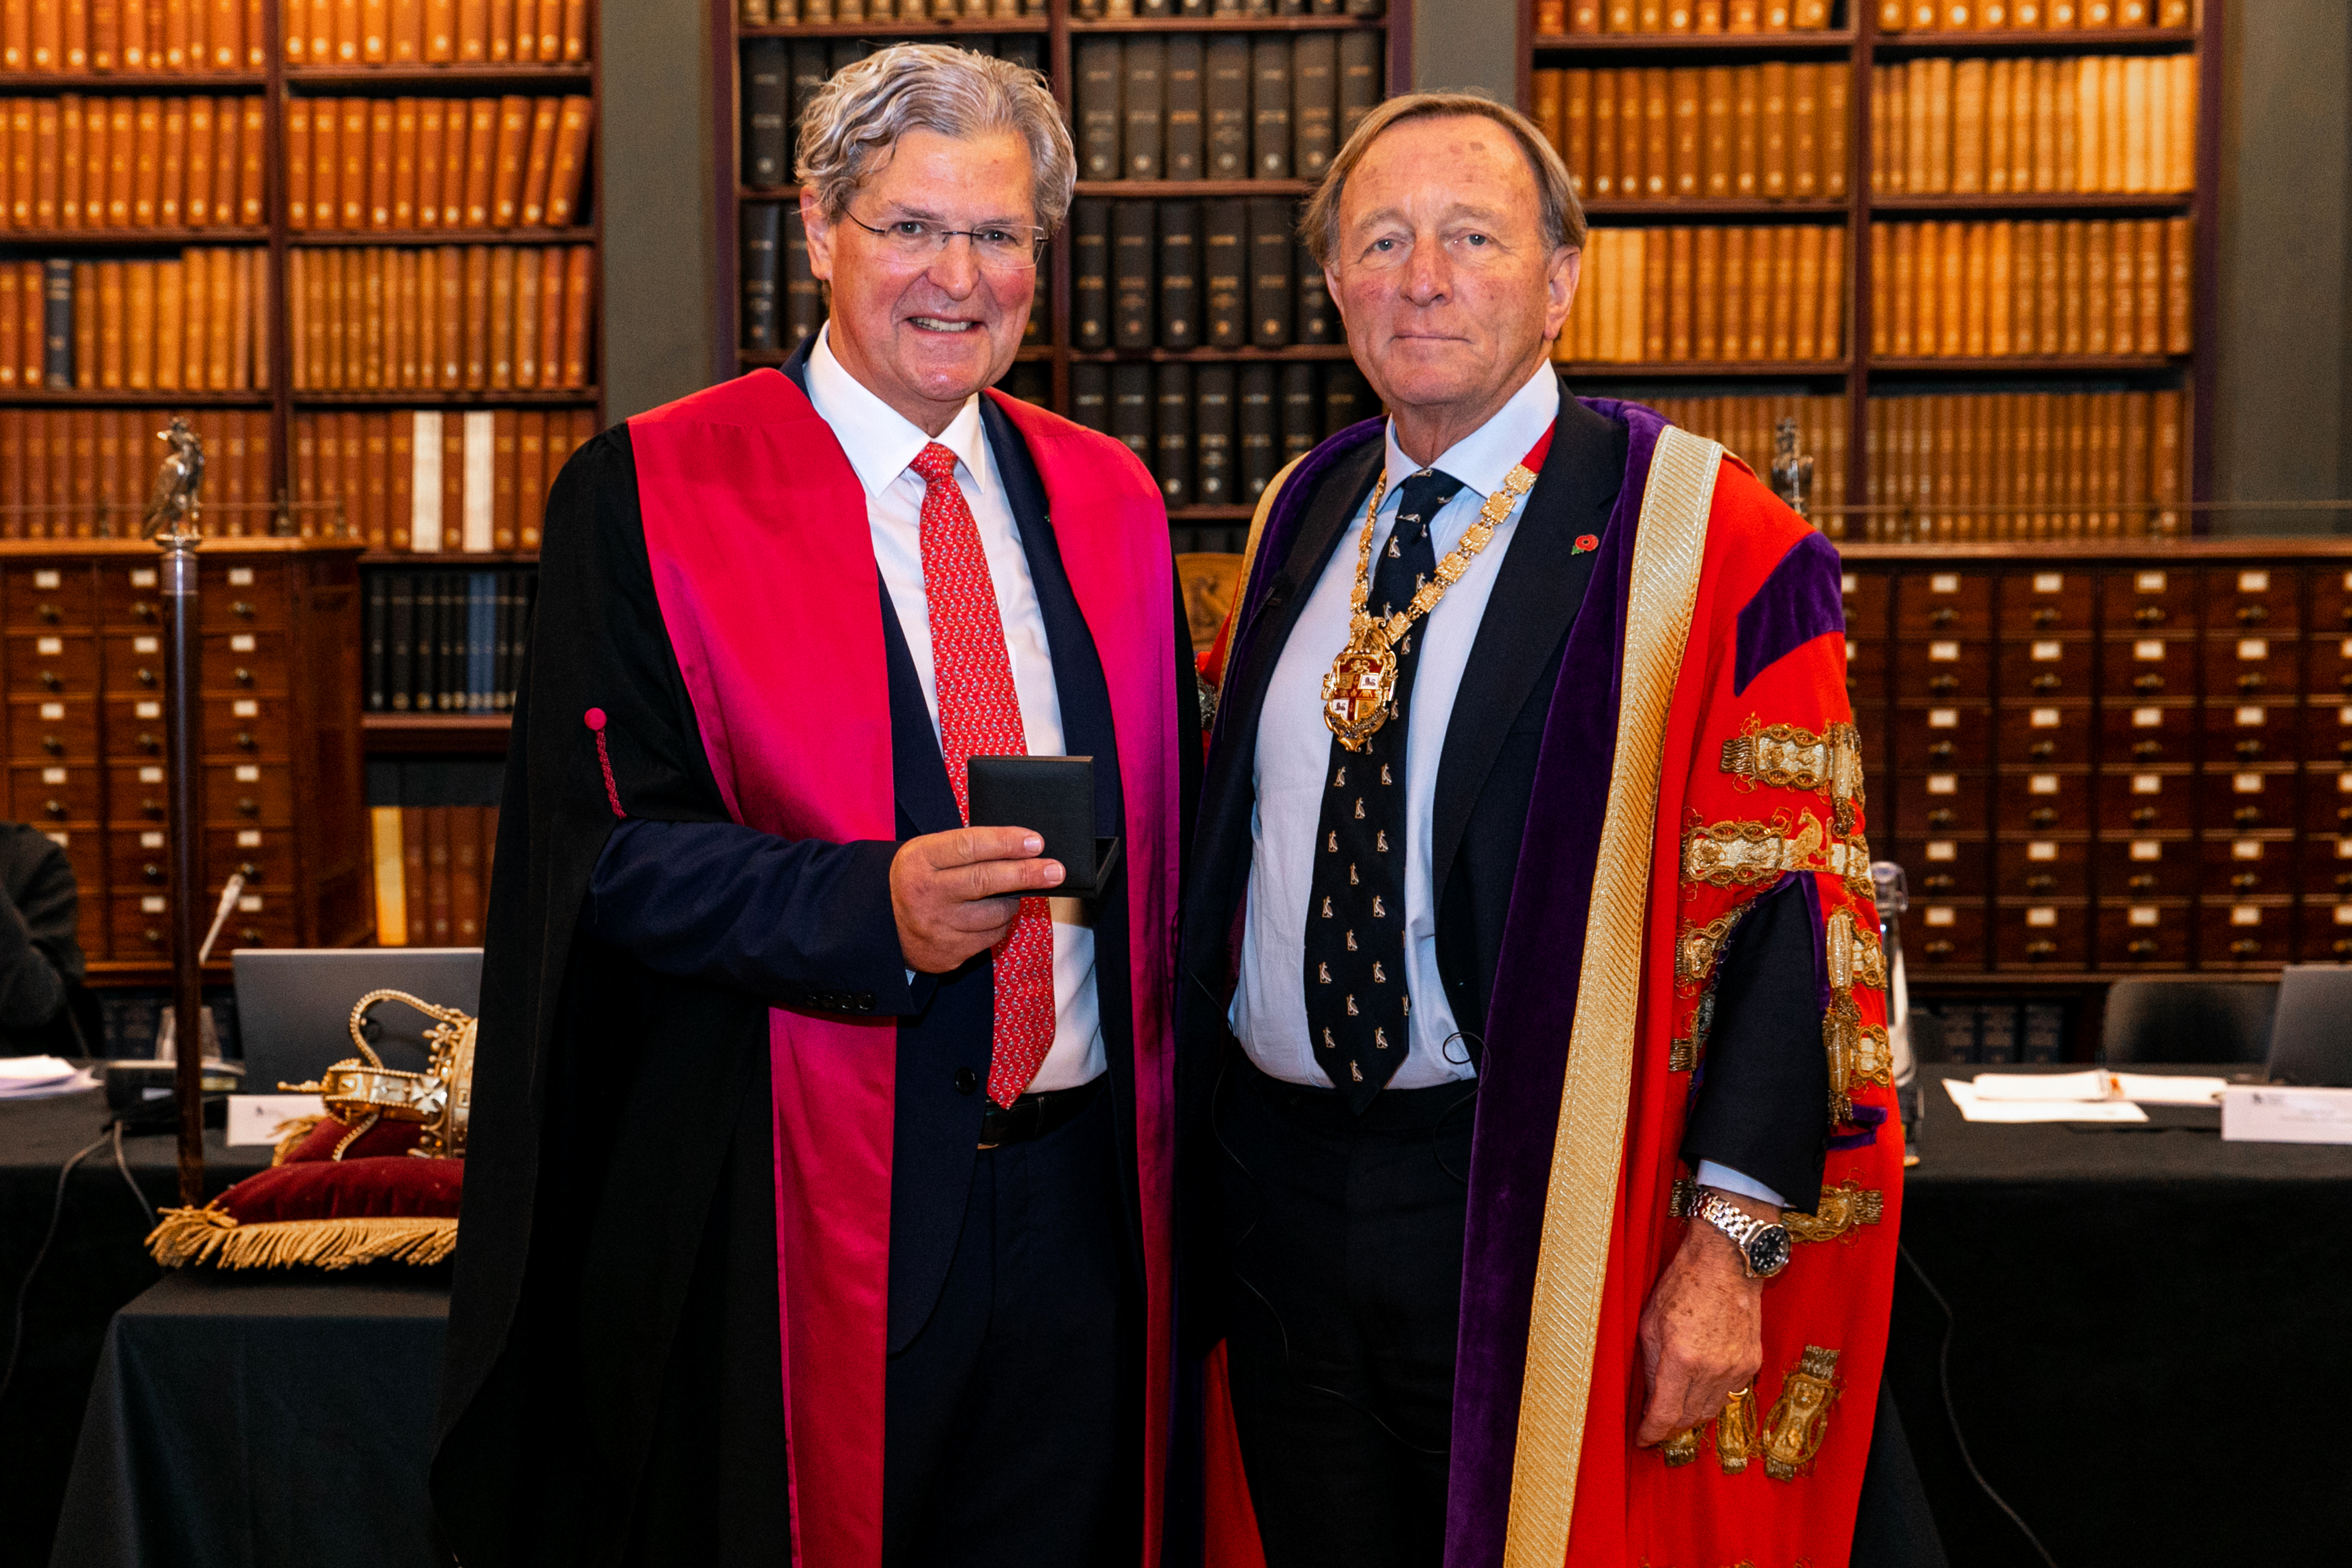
[1501,425,1723,1567]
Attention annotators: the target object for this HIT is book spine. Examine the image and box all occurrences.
[1123,36,1163,180]
[1158,198,1198,349]
[1193,362,1233,510]
[1076,36,1120,181]
[1163,33,1204,180]
[1292,31,1336,182]
[1205,35,1250,179]
[1153,361,1190,510]
[1250,34,1290,178]
[741,200,781,352]
[1111,199,1154,349]
[1247,194,1290,348]
[462,408,493,550]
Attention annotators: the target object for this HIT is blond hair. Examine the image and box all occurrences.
[1299,91,1586,267]
[795,42,1076,236]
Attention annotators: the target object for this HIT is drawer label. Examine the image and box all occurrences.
[2027,907,2056,927]
[2232,906,2263,927]
[2130,907,2159,926]
[1925,907,1955,927]
[38,702,61,720]
[2132,707,2162,727]
[1929,708,1958,728]
[32,570,58,589]
[141,831,163,848]
[2234,773,2264,793]
[136,701,160,718]
[2132,774,2162,794]
[237,830,261,847]
[2339,839,2352,860]
[1929,641,1959,661]
[234,700,259,717]
[2133,640,2165,661]
[1844,640,1857,661]
[130,569,156,588]
[1927,775,1957,794]
[2233,839,2263,860]
[227,568,254,586]
[2239,570,2270,592]
[235,765,260,782]
[1926,841,1956,861]
[140,767,163,783]
[34,637,60,655]
[2031,640,2061,660]
[2339,772,2352,794]
[2238,639,2268,660]
[141,895,166,914]
[2136,571,2167,593]
[2236,706,2265,725]
[134,636,157,654]
[2027,841,2057,861]
[1930,573,1959,593]
[2337,905,2352,926]
[2030,774,2059,793]
[2033,572,2062,593]
[2130,840,2162,860]
[238,895,263,912]
[1841,572,1857,594]
[2031,707,2060,727]
[40,767,64,784]
[229,634,256,652]
[2340,639,2352,659]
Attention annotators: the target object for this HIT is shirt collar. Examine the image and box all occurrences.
[805,325,993,499]
[1379,360,1561,509]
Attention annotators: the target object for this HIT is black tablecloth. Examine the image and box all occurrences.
[0,1091,268,1568]
[49,1271,448,1568]
[1893,1064,2350,1566]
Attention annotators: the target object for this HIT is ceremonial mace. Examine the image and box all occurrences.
[143,418,209,1208]
[1770,416,1814,524]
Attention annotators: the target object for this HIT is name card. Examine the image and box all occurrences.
[2234,773,2264,793]
[2132,707,2162,728]
[227,567,254,586]
[2236,706,2265,726]
[33,570,59,589]
[2238,639,2268,660]
[1928,775,1957,794]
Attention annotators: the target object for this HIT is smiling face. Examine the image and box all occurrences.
[1326,114,1579,458]
[802,128,1038,436]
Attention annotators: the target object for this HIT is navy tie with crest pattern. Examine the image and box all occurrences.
[1302,468,1465,1113]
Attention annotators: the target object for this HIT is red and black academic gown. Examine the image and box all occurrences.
[431,364,1193,1568]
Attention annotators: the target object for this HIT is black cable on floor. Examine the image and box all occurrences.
[0,1132,110,1410]
[1899,1241,2060,1568]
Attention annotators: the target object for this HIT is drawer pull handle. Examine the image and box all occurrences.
[2231,872,2262,891]
[38,672,61,690]
[1924,940,1955,958]
[2235,740,2265,760]
[135,668,156,688]
[36,605,59,624]
[2127,874,2158,892]
[2135,606,2167,627]
[142,862,164,883]
[41,799,64,820]
[2336,939,2352,958]
[2236,673,2267,694]
[2028,808,2057,828]
[232,601,256,619]
[1929,674,1958,695]
[2236,605,2268,626]
[238,927,263,946]
[1924,874,1956,892]
[233,667,254,687]
[1929,742,1954,762]
[39,735,62,755]
[2028,741,2055,760]
[2025,940,2057,960]
[236,797,260,817]
[2233,807,2265,827]
[2132,740,2164,760]
[142,927,164,947]
[141,798,165,818]
[2132,807,2159,826]
[132,601,156,621]
[2032,607,2058,628]
[137,732,160,754]
[1928,809,1956,828]
[2025,874,2054,893]
[2133,674,2165,694]
[2128,939,2159,959]
[235,731,257,751]
[2230,939,2262,959]
[238,860,261,880]
[1930,606,1956,627]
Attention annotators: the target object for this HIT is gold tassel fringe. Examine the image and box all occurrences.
[147,1205,457,1270]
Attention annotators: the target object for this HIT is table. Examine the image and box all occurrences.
[0,1091,267,1568]
[1890,1064,2350,1566]
[48,1271,448,1568]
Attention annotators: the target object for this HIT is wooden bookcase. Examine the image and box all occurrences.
[1518,0,2223,536]
[709,0,1411,534]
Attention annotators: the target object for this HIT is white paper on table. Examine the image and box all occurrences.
[0,1054,98,1099]
[226,1093,327,1147]
[1970,1069,2112,1101]
[1944,1077,2149,1123]
[2112,1073,2231,1106]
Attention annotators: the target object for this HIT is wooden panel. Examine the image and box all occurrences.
[1900,704,1995,767]
[2201,634,2297,698]
[2099,633,2192,700]
[2301,900,2352,962]
[202,762,295,825]
[1999,569,2095,635]
[2095,835,2197,899]
[2198,833,2298,899]
[1994,836,2090,899]
[2096,767,2195,833]
[1992,769,2091,834]
[2308,700,2352,763]
[1839,568,1890,631]
[1894,641,1990,702]
[1997,704,2091,766]
[1909,901,1986,969]
[2204,566,2301,631]
[8,700,100,763]
[6,635,102,698]
[9,764,103,824]
[2201,699,2304,764]
[2200,766,2295,833]
[2199,900,2292,966]
[95,563,166,631]
[1896,771,1989,834]
[2098,700,2198,764]
[1992,901,2090,969]
[2300,835,2352,898]
[2305,635,2352,697]
[4,566,97,631]
[198,566,289,632]
[2307,765,2352,833]
[1903,837,1986,898]
[2096,901,2192,967]
[1896,571,1992,638]
[2311,568,2352,632]
[2100,565,2197,632]
[1996,637,2093,702]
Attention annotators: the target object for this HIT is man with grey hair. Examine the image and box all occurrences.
[1186,93,1930,1567]
[436,43,1195,1568]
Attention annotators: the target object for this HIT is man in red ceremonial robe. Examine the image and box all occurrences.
[434,45,1195,1568]
[1185,96,1941,1567]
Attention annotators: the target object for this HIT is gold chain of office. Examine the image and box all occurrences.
[1320,459,1541,752]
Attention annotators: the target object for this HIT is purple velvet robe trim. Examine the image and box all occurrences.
[1733,530,1846,696]
[1442,398,1666,1568]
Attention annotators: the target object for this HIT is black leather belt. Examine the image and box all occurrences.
[978,1074,1105,1149]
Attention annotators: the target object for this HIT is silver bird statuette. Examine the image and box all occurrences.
[142,416,206,540]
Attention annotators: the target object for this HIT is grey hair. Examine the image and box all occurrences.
[1300,90,1585,269]
[794,42,1076,238]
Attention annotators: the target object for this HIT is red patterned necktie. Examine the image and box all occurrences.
[909,441,1057,1108]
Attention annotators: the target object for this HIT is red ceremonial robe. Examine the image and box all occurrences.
[1199,401,1901,1567]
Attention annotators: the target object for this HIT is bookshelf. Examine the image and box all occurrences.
[1519,0,2222,539]
[710,0,1410,544]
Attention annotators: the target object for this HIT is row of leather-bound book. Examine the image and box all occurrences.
[1858,388,2186,541]
[285,95,592,233]
[1552,225,1847,364]
[1648,393,1848,518]
[1870,216,2190,359]
[1,0,265,72]
[746,1,1382,17]
[1871,53,2197,197]
[1069,359,1374,514]
[0,249,269,390]
[0,405,274,535]
[741,34,1043,190]
[1530,64,1849,203]
[285,244,596,391]
[1535,0,2193,29]
[0,95,265,232]
[1072,33,1383,184]
[1869,0,2193,31]
[293,406,591,549]
[0,0,592,72]
[363,571,537,718]
[368,805,501,950]
[1534,0,1832,32]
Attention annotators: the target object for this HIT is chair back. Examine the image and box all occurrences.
[2100,978,2277,1065]
[2266,965,2352,1086]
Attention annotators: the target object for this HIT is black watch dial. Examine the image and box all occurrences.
[1746,1225,1793,1277]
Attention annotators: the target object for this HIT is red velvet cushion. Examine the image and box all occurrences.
[280,1113,423,1164]
[214,1153,463,1226]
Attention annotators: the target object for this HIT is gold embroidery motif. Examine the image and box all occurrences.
[1668,1177,1697,1218]
[1761,1346,1841,1482]
[1676,908,1747,991]
[1783,1180,1886,1244]
[1669,1038,1697,1072]
[1715,1386,1762,1474]
[1823,998,1894,1123]
[1720,719,1868,834]
[1824,906,1887,994]
[1683,812,1872,894]
[1659,1425,1702,1468]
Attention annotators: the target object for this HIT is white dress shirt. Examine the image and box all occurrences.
[805,328,1104,1093]
[1226,361,1780,1205]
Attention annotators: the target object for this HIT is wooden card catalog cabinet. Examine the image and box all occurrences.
[1,542,367,964]
[1844,543,2352,974]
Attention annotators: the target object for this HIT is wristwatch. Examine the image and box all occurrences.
[1689,1189,1794,1279]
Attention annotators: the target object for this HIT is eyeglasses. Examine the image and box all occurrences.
[841,210,1046,273]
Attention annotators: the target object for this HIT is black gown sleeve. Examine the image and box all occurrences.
[588,819,923,1015]
[1679,877,1832,1215]
[0,828,79,1033]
